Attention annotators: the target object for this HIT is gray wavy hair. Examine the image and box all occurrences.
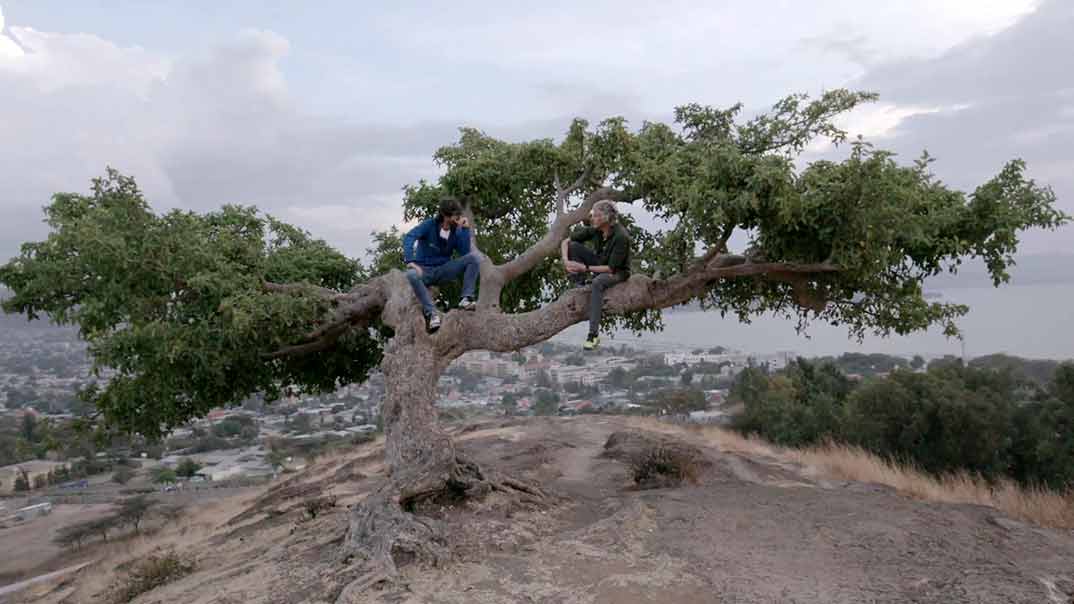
[592,200,619,224]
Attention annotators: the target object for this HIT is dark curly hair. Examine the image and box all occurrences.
[438,197,463,221]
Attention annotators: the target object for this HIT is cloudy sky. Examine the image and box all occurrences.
[1,0,1071,263]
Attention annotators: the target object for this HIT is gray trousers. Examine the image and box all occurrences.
[567,241,628,336]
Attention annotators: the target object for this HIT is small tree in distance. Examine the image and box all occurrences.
[500,393,518,416]
[175,458,201,478]
[117,495,156,533]
[152,467,177,484]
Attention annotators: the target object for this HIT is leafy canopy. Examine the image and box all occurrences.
[404,89,1064,336]
[1,170,381,437]
[1,90,1067,437]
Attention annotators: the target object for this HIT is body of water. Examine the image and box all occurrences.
[555,283,1074,360]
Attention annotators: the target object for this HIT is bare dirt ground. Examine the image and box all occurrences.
[0,564,91,599]
[0,503,114,583]
[14,416,1074,604]
[0,483,263,590]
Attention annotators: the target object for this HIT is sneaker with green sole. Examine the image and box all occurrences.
[583,334,600,351]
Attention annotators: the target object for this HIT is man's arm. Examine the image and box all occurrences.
[402,219,431,265]
[569,226,597,244]
[454,222,472,256]
[562,226,596,273]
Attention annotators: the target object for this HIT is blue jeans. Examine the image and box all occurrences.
[406,254,479,316]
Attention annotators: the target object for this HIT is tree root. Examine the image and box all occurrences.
[334,454,548,602]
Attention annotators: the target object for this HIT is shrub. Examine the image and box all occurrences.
[112,467,136,484]
[175,458,202,478]
[108,549,197,603]
[630,445,702,489]
[152,467,177,484]
[303,496,337,519]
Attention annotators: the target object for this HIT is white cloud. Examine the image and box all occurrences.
[0,0,1067,264]
[847,0,1074,255]
[805,102,962,153]
[0,5,24,59]
[367,0,1040,121]
[0,21,167,94]
[0,16,445,260]
[281,195,422,251]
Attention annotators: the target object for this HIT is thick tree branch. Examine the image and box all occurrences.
[497,186,637,284]
[442,254,838,355]
[553,173,567,216]
[264,323,351,358]
[554,167,593,216]
[262,275,391,358]
[717,224,735,253]
[693,226,736,270]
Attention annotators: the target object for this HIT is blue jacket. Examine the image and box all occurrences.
[402,217,471,267]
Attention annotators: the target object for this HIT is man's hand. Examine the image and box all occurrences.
[456,216,470,229]
[565,260,587,274]
[407,263,424,277]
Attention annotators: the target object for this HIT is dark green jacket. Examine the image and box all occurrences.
[570,224,632,275]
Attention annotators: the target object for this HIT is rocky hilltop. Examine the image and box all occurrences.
[18,416,1074,604]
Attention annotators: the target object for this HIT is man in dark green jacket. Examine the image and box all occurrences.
[560,200,632,350]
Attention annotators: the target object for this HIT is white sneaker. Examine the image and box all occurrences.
[427,313,442,333]
[458,297,477,311]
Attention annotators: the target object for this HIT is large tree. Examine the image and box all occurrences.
[0,90,1066,593]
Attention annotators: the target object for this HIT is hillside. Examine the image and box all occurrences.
[14,416,1074,604]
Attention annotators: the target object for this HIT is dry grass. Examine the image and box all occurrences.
[106,548,197,603]
[789,441,1074,529]
[624,416,1074,530]
[27,490,266,603]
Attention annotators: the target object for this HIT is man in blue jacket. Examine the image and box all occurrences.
[403,197,478,333]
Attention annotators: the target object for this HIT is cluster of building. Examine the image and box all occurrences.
[438,346,764,416]
[662,350,797,372]
[0,323,96,411]
[454,350,636,388]
[1,314,803,499]
[160,445,275,482]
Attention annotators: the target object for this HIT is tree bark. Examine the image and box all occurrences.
[336,275,547,601]
[380,336,453,475]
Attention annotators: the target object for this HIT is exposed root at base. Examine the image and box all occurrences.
[334,454,549,603]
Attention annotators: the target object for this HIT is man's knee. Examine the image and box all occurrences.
[592,273,618,290]
[462,252,479,265]
[405,268,422,284]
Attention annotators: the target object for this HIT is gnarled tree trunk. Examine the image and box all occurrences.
[336,276,546,601]
[380,337,453,475]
